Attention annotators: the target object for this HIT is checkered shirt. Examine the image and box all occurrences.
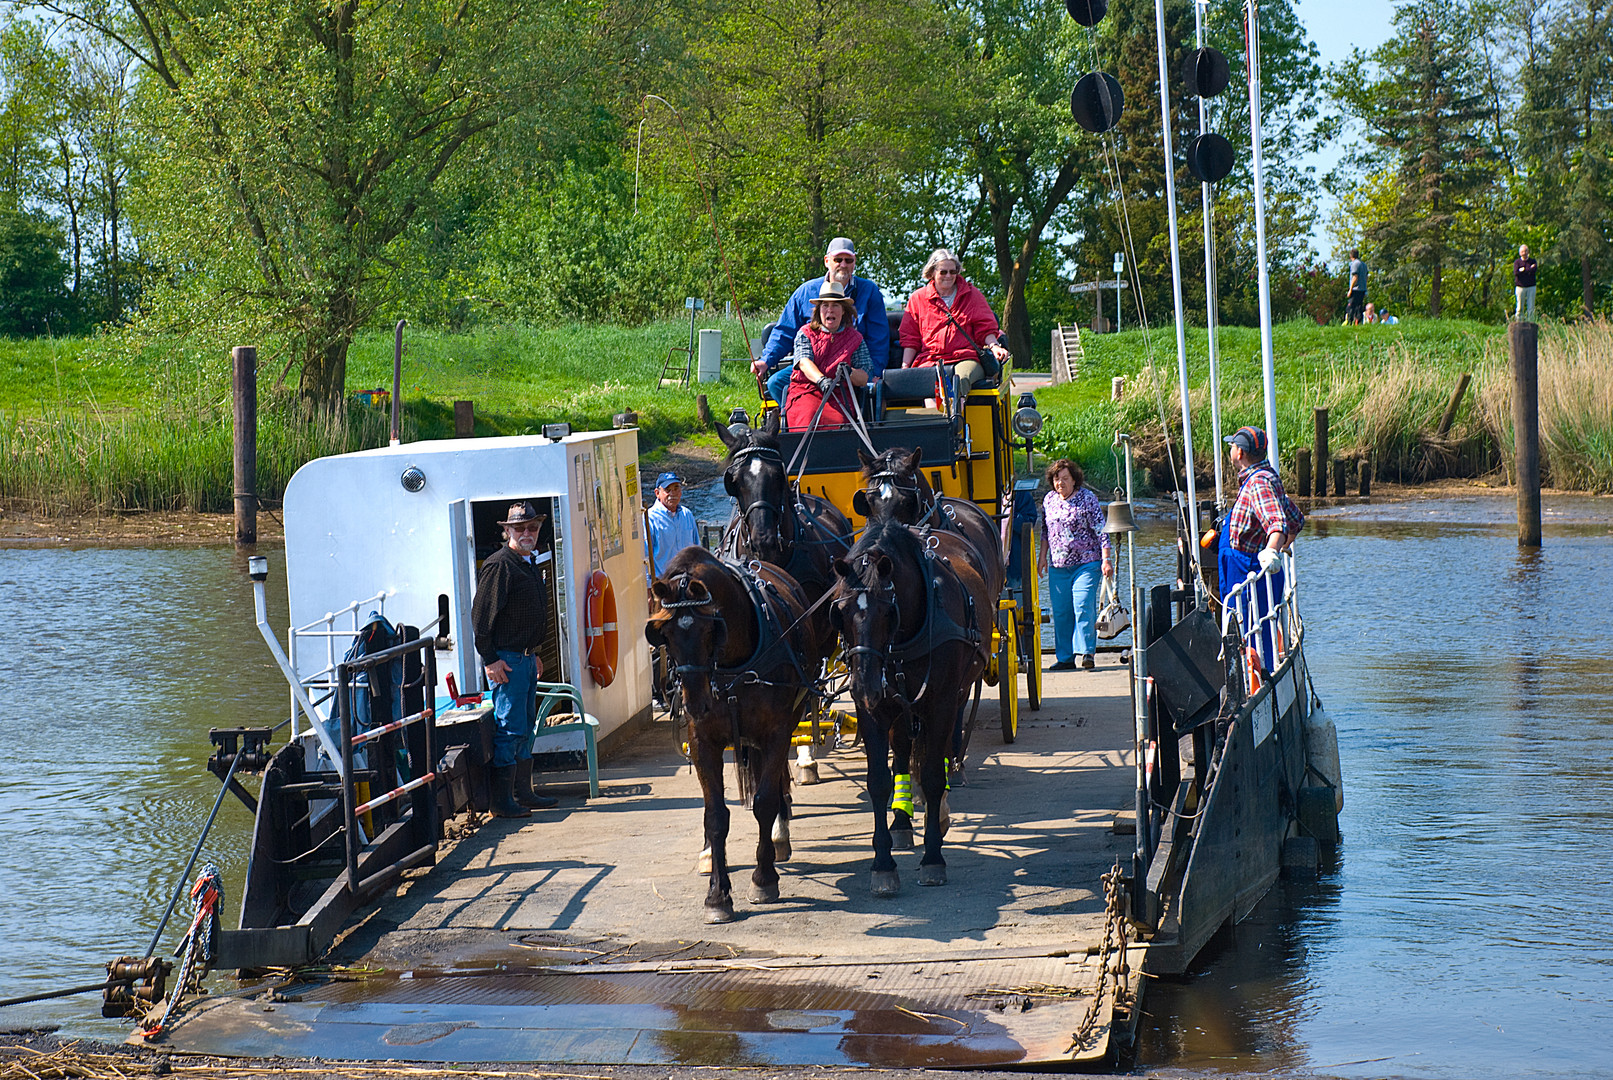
[1228,461,1303,554]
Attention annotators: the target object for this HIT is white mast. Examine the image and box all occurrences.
[1197,0,1225,508]
[1153,0,1204,583]
[1245,0,1280,470]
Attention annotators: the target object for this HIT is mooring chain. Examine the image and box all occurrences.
[1067,861,1130,1054]
[141,864,223,1041]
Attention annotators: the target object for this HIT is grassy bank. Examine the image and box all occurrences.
[2,316,1610,514]
[1035,319,1613,495]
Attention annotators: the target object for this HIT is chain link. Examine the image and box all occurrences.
[1067,860,1132,1055]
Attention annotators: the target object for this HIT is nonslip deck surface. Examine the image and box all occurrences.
[163,665,1141,1067]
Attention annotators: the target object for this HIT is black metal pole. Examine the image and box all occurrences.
[145,750,243,958]
[339,662,360,892]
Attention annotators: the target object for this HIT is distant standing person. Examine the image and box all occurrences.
[1036,459,1112,672]
[1514,244,1537,322]
[646,472,698,581]
[473,501,557,818]
[1346,249,1368,325]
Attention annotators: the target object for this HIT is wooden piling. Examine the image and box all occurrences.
[231,346,257,546]
[1295,447,1311,500]
[1436,373,1472,438]
[1359,450,1372,496]
[1510,323,1541,547]
[1313,408,1328,496]
[1332,457,1347,498]
[454,400,475,438]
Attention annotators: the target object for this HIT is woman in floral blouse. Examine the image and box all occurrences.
[1036,459,1112,670]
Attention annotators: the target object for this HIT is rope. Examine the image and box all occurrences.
[140,866,223,1042]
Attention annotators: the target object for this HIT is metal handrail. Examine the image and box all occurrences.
[1219,549,1301,685]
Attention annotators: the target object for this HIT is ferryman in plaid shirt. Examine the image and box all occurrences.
[1217,426,1304,670]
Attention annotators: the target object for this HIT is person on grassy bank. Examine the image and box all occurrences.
[1346,249,1368,325]
[753,237,889,403]
[1037,458,1111,672]
[1514,244,1537,322]
[898,248,1012,402]
[1217,426,1304,671]
[783,282,872,430]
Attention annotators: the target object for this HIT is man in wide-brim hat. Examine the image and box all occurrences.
[472,500,557,816]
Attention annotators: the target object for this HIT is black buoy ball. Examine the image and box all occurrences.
[1180,47,1231,98]
[1185,133,1235,184]
[1065,0,1109,27]
[1070,72,1124,134]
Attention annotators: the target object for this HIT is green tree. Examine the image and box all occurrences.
[1333,0,1500,317]
[23,0,650,412]
[0,206,70,333]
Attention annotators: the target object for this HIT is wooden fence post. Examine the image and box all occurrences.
[1359,450,1372,496]
[232,346,257,546]
[1313,408,1328,497]
[1510,323,1541,547]
[454,400,475,438]
[1294,447,1311,499]
[1332,457,1348,498]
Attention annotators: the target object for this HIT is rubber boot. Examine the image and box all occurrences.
[515,758,558,809]
[489,764,530,819]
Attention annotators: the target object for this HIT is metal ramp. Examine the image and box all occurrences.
[1052,325,1083,385]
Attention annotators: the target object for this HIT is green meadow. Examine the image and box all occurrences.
[2,316,1609,514]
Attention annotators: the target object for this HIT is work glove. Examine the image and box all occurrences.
[1257,547,1280,575]
[817,376,835,393]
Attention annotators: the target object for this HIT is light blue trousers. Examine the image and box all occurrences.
[1048,560,1102,661]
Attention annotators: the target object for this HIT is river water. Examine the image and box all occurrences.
[2,493,1611,1078]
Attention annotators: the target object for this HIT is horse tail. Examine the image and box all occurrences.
[738,744,756,807]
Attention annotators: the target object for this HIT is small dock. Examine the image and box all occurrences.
[161,666,1144,1069]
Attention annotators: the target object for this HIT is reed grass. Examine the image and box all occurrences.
[1475,322,1613,493]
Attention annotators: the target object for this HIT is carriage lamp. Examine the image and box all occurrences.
[248,556,269,582]
[400,464,426,492]
[1011,393,1043,439]
[728,407,751,429]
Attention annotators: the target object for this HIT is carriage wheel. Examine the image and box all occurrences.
[998,610,1019,743]
[1019,523,1042,712]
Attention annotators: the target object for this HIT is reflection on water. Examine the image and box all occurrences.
[3,494,1612,1077]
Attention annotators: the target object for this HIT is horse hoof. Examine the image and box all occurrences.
[696,849,713,875]
[890,828,914,850]
[772,838,792,862]
[748,882,781,904]
[705,902,736,924]
[871,870,901,897]
[918,864,948,887]
[794,761,820,785]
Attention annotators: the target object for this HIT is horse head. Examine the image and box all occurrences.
[832,521,922,725]
[854,446,932,525]
[718,411,791,564]
[647,549,735,717]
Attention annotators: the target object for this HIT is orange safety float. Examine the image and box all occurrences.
[584,570,619,687]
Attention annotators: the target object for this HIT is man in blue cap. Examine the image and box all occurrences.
[751,237,890,404]
[1218,425,1304,671]
[646,472,698,581]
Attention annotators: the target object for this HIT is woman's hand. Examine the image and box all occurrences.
[817,375,835,393]
[1102,556,1114,578]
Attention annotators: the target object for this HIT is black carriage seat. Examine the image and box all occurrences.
[775,413,957,478]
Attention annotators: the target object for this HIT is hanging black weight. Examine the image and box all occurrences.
[1070,72,1124,134]
[1064,0,1109,26]
[1180,46,1231,98]
[1185,133,1235,183]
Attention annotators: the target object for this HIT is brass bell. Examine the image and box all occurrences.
[1102,498,1136,535]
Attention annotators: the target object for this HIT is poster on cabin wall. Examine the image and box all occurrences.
[573,450,600,571]
[596,441,625,559]
[624,461,640,541]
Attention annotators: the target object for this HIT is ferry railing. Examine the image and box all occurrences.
[1219,549,1301,695]
[335,635,441,897]
[285,591,391,758]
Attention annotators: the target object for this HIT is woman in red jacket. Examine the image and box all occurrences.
[898,249,1012,399]
[783,281,872,430]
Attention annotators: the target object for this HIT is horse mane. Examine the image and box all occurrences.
[845,516,923,572]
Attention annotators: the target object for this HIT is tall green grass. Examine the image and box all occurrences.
[1475,322,1613,493]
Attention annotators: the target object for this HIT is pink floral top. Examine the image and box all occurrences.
[1041,487,1110,569]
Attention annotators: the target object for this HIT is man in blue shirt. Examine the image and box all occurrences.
[646,471,698,581]
[751,237,890,404]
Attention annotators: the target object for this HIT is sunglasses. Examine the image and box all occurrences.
[936,267,960,276]
[508,520,544,533]
[831,255,855,264]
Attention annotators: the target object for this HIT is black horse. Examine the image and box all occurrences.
[854,446,1006,601]
[831,519,992,896]
[647,547,825,923]
[717,412,855,629]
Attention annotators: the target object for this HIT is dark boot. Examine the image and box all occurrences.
[489,764,530,819]
[515,758,558,809]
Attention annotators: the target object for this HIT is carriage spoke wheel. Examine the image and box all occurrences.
[998,609,1019,743]
[1019,523,1042,711]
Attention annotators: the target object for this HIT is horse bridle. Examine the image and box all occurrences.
[834,553,909,705]
[729,443,797,559]
[864,468,940,527]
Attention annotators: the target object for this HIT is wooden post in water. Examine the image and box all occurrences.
[1295,447,1311,499]
[1313,408,1328,496]
[1511,323,1541,547]
[1359,449,1372,496]
[1332,457,1348,497]
[231,346,257,546]
[454,400,475,438]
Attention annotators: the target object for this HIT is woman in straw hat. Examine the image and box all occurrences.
[783,280,872,430]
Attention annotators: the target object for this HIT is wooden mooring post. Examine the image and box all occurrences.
[1332,457,1348,497]
[1359,449,1373,496]
[1313,408,1328,497]
[1510,323,1541,547]
[454,400,475,438]
[231,345,257,546]
[1295,447,1312,499]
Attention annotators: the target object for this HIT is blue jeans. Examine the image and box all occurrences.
[491,650,537,768]
[1048,560,1102,661]
[766,364,792,405]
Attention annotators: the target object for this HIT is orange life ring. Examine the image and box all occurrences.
[1246,645,1263,694]
[585,570,619,687]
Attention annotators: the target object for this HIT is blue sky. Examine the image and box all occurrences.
[1292,0,1398,254]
